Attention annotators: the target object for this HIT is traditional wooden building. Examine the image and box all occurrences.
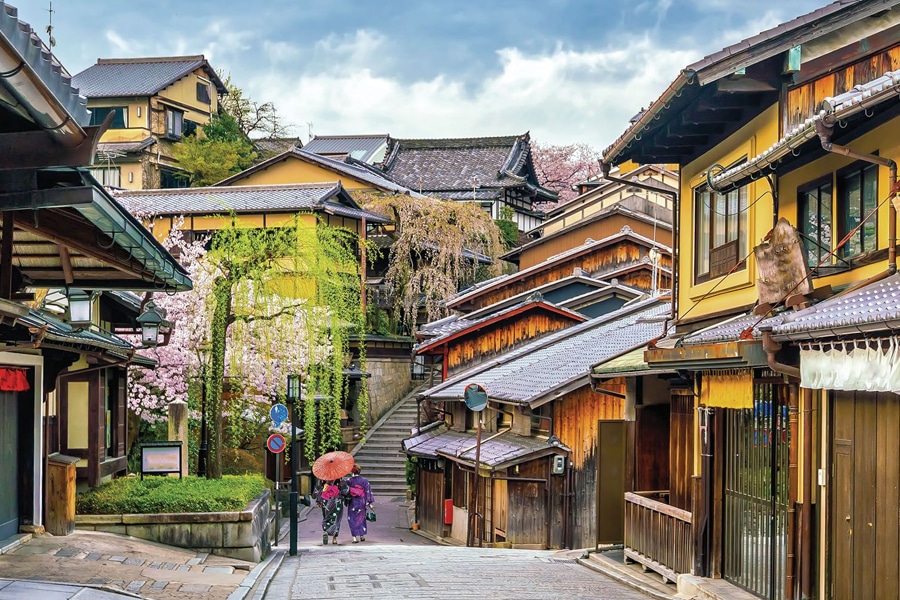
[72,55,226,190]
[449,228,672,314]
[415,293,586,382]
[405,296,670,550]
[380,134,556,232]
[602,2,900,598]
[503,164,675,270]
[0,4,190,539]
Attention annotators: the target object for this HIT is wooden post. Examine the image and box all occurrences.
[168,400,188,477]
[46,454,78,535]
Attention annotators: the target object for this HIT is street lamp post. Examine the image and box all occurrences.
[287,373,301,556]
[197,343,211,478]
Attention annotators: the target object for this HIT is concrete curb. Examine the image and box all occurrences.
[0,578,143,599]
[226,549,285,600]
[576,555,678,600]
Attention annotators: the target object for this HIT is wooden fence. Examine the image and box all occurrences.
[623,491,693,583]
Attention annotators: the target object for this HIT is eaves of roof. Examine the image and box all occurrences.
[449,227,671,309]
[462,275,611,321]
[601,0,898,166]
[415,299,586,354]
[420,296,670,406]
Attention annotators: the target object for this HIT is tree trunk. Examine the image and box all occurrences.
[207,276,233,479]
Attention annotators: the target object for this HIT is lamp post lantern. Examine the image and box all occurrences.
[286,373,301,556]
[196,342,211,478]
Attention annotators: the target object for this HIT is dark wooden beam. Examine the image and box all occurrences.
[58,245,74,285]
[682,108,743,124]
[0,131,97,171]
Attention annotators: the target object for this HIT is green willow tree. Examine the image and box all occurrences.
[359,193,504,329]
[202,216,368,478]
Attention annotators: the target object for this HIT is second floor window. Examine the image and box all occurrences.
[165,108,184,140]
[694,185,748,283]
[196,82,211,104]
[90,106,127,129]
[838,162,878,257]
[799,178,833,267]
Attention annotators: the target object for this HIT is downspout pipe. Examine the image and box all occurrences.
[599,162,679,338]
[816,121,897,273]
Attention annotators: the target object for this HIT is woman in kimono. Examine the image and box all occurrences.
[346,465,375,543]
[313,477,349,544]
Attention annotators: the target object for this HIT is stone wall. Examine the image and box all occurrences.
[75,490,272,562]
[367,357,413,422]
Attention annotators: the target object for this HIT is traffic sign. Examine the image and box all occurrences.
[464,383,488,412]
[266,433,286,454]
[270,403,289,426]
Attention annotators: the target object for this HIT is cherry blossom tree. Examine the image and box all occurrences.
[128,215,364,477]
[530,141,602,205]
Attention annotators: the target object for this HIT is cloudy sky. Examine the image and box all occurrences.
[18,0,826,150]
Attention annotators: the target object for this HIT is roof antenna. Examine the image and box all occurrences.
[306,122,314,143]
[45,1,56,50]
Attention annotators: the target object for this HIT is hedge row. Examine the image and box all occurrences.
[76,474,267,514]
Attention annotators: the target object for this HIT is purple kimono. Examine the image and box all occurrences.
[346,475,374,537]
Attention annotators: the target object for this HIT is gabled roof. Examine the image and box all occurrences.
[461,274,613,321]
[449,226,672,310]
[415,296,586,354]
[382,133,556,201]
[602,0,899,166]
[402,423,570,469]
[679,311,785,346]
[215,148,419,196]
[771,273,900,341]
[73,55,226,98]
[420,296,670,406]
[114,182,391,223]
[304,134,390,164]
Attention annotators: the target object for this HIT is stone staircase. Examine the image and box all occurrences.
[351,386,423,499]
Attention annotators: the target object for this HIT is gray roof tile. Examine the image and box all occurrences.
[114,183,391,223]
[680,311,785,345]
[0,2,90,126]
[421,297,670,405]
[73,55,222,98]
[403,424,570,468]
[772,273,900,340]
[304,135,389,163]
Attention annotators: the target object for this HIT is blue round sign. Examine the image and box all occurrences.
[270,404,289,426]
[267,433,286,454]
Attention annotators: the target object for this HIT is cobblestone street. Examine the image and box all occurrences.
[265,544,652,599]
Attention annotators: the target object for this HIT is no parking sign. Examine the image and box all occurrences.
[267,433,286,454]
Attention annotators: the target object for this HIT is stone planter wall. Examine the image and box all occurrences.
[367,356,413,422]
[75,489,272,562]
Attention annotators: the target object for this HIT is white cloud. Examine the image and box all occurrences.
[104,30,131,54]
[245,33,695,150]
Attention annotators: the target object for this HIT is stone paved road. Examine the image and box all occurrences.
[264,544,652,599]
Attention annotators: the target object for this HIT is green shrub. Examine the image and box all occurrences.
[76,474,267,515]
[405,456,417,494]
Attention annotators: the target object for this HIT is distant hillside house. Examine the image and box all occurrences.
[303,134,390,166]
[73,55,226,190]
[381,133,556,232]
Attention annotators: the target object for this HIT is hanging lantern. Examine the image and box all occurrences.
[67,289,95,330]
[136,300,166,347]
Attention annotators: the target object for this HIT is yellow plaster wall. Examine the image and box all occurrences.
[156,67,218,123]
[90,97,151,143]
[678,104,780,321]
[224,158,375,190]
[67,380,90,449]
[777,112,900,289]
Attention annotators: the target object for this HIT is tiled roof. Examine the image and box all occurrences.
[403,424,570,468]
[304,135,389,164]
[114,182,391,223]
[680,311,785,346]
[253,137,303,157]
[771,273,900,340]
[415,297,585,353]
[0,1,90,126]
[73,55,224,98]
[449,226,671,309]
[382,134,555,200]
[417,314,476,340]
[591,347,675,378]
[462,275,611,321]
[420,297,670,405]
[96,138,156,155]
[216,148,420,196]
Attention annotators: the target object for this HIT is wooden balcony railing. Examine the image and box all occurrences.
[623,491,693,584]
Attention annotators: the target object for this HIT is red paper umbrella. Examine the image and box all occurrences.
[312,451,355,481]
